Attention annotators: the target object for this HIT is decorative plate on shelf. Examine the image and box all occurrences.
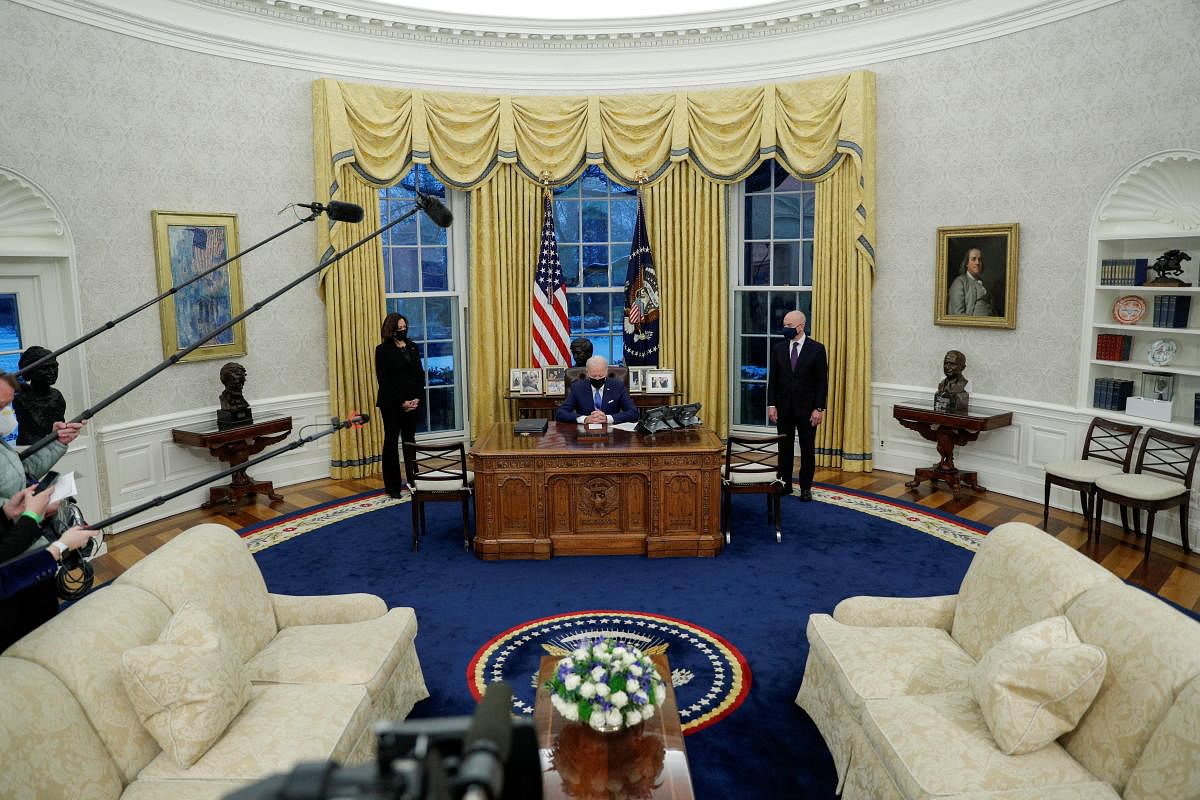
[1112,295,1147,325]
[1148,338,1179,367]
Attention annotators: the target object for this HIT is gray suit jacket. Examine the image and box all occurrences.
[948,273,994,316]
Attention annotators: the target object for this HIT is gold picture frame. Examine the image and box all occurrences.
[934,223,1019,329]
[151,211,247,362]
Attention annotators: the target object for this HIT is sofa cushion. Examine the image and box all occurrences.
[122,603,252,768]
[0,656,125,800]
[860,692,1098,799]
[5,583,172,783]
[116,524,277,664]
[951,522,1120,661]
[807,613,976,718]
[1124,673,1200,800]
[246,607,418,700]
[1062,582,1200,793]
[120,779,252,800]
[969,616,1106,755]
[137,682,372,781]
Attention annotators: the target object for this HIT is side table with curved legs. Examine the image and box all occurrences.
[892,403,1012,497]
[171,416,293,511]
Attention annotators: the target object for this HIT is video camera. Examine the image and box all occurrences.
[225,683,542,800]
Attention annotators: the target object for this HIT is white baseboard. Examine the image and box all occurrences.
[873,385,1196,550]
[96,393,334,533]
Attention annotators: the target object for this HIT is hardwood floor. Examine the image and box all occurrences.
[91,469,1200,612]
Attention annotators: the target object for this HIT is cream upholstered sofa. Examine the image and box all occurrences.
[796,521,1200,800]
[0,523,429,800]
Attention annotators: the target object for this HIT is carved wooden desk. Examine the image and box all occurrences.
[471,421,722,559]
[507,393,681,419]
[170,416,292,511]
[534,653,693,799]
[892,403,1012,496]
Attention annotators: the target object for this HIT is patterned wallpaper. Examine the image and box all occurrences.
[1,0,1198,428]
[869,0,1200,403]
[0,3,327,423]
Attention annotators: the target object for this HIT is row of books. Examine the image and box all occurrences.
[1152,295,1192,328]
[1195,393,1200,427]
[1095,334,1132,361]
[1093,378,1135,411]
[1099,258,1149,286]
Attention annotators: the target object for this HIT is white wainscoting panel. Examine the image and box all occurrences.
[97,393,333,533]
[872,384,1196,550]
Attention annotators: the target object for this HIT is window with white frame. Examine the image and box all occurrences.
[379,166,466,435]
[552,165,637,365]
[733,160,817,426]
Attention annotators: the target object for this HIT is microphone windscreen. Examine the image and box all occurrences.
[354,411,370,425]
[416,193,454,228]
[326,200,365,223]
[464,681,513,761]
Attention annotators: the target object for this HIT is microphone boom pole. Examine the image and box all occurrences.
[21,199,435,461]
[86,415,367,531]
[13,211,325,382]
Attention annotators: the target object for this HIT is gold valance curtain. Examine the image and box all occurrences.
[313,72,875,469]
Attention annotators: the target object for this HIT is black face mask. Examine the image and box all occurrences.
[393,329,407,341]
[588,377,606,389]
[783,326,799,340]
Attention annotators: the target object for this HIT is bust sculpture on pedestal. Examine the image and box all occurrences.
[934,350,970,413]
[13,346,66,445]
[217,362,253,430]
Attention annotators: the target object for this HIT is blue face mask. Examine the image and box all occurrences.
[783,326,799,340]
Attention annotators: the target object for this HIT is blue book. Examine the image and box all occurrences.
[1134,258,1149,286]
[1171,295,1191,328]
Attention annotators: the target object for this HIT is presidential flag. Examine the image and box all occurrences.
[530,193,571,368]
[622,196,660,365]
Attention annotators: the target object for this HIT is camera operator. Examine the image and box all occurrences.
[0,487,92,650]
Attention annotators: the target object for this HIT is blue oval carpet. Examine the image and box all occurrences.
[245,484,985,799]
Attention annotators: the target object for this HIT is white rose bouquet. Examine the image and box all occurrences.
[545,639,669,732]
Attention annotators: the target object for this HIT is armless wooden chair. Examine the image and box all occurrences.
[1042,417,1141,538]
[721,434,788,544]
[403,442,474,552]
[1092,428,1200,562]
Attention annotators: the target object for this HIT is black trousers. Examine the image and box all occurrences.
[381,405,419,493]
[776,406,817,492]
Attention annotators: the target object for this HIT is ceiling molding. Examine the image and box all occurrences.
[1098,150,1200,236]
[15,0,1123,90]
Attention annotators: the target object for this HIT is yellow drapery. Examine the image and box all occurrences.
[813,158,874,471]
[468,168,543,439]
[641,163,728,437]
[313,71,875,471]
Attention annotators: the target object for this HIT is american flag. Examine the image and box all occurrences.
[530,193,571,368]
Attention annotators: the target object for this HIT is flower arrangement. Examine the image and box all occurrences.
[545,639,668,732]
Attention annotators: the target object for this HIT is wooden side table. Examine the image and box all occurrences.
[171,416,293,511]
[892,403,1012,496]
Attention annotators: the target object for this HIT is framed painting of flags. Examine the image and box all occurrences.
[151,211,246,362]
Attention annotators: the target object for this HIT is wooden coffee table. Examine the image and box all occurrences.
[534,654,694,799]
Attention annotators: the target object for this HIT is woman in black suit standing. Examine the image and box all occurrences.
[375,312,424,498]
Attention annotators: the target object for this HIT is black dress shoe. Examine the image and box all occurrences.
[799,490,813,502]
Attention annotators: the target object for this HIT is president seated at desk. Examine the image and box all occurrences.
[555,356,639,425]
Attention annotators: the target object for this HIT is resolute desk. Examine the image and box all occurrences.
[471,421,722,560]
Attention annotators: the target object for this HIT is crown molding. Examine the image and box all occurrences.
[14,0,1123,90]
[1097,150,1200,237]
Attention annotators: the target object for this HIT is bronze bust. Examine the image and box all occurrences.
[569,337,593,368]
[13,346,66,445]
[217,362,253,429]
[934,350,969,413]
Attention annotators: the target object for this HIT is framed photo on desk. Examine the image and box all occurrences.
[519,368,544,395]
[544,366,566,395]
[646,368,675,394]
[628,367,646,393]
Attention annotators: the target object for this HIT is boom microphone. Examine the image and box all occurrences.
[455,682,513,800]
[416,192,453,228]
[295,200,365,223]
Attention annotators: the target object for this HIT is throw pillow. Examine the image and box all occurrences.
[969,615,1106,755]
[121,602,252,767]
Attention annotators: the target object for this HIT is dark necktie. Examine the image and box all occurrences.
[790,341,799,370]
[594,388,603,410]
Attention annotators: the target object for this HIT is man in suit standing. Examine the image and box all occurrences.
[556,356,639,425]
[768,309,828,501]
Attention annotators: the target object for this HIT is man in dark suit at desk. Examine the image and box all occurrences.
[768,309,828,501]
[556,356,639,425]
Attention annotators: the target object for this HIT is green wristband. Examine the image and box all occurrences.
[21,510,44,525]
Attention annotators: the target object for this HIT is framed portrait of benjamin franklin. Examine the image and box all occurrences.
[934,223,1019,330]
